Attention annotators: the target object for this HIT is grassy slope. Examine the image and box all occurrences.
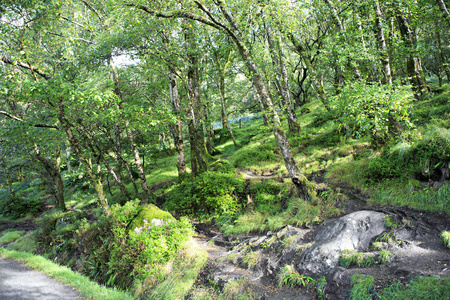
[1,84,449,299]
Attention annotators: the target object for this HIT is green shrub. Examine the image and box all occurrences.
[331,83,413,146]
[34,200,195,292]
[378,250,393,264]
[0,189,42,219]
[232,142,282,168]
[164,172,245,216]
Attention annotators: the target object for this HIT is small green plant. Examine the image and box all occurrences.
[378,250,393,264]
[281,235,298,249]
[242,250,260,269]
[339,250,354,268]
[220,277,256,300]
[383,215,399,229]
[315,276,327,300]
[278,265,313,288]
[440,231,450,249]
[349,274,374,300]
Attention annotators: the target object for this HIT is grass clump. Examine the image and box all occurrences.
[340,250,390,268]
[277,264,313,288]
[378,250,393,264]
[0,229,24,244]
[377,276,450,299]
[220,197,323,235]
[242,250,260,269]
[349,274,374,300]
[6,231,37,252]
[220,277,256,300]
[441,231,450,249]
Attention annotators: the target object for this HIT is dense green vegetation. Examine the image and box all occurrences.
[1,0,449,299]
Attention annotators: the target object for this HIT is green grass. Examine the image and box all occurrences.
[349,274,374,300]
[372,182,450,215]
[377,276,450,299]
[219,277,256,300]
[6,231,37,252]
[277,264,313,288]
[144,239,208,300]
[0,229,25,244]
[0,248,133,300]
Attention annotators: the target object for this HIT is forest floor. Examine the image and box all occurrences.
[189,169,450,299]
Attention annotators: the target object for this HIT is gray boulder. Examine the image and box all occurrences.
[298,210,386,275]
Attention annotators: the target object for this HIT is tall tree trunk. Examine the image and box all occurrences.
[33,144,66,211]
[264,19,301,134]
[436,0,450,28]
[185,26,207,177]
[57,105,110,216]
[110,57,155,203]
[395,6,430,94]
[168,68,186,177]
[436,29,450,82]
[375,0,393,85]
[288,34,331,111]
[212,48,238,147]
[216,3,317,201]
[253,85,269,126]
[324,0,362,81]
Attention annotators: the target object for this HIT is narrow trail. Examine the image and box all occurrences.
[193,224,314,300]
[0,256,85,300]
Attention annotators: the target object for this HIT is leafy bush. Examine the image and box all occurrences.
[35,200,195,291]
[164,172,245,216]
[0,189,42,218]
[332,83,413,146]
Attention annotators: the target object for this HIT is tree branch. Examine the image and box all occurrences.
[126,3,223,31]
[0,110,59,129]
[1,55,52,80]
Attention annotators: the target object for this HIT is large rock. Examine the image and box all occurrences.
[298,210,386,275]
[127,204,175,234]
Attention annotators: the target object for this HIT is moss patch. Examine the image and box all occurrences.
[128,204,175,233]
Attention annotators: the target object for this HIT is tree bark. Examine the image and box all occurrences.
[436,0,450,28]
[57,104,110,216]
[168,68,187,176]
[264,20,301,134]
[395,6,430,94]
[323,0,362,81]
[212,49,237,146]
[185,25,207,177]
[33,144,66,211]
[374,0,393,85]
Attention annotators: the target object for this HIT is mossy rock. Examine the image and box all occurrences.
[209,159,236,174]
[128,204,175,234]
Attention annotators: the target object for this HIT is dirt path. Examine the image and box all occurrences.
[0,256,85,300]
[194,225,313,299]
